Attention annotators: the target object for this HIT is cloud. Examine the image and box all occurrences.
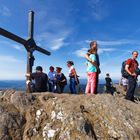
[86,39,140,46]
[50,38,65,51]
[74,38,140,58]
[31,1,75,51]
[0,55,22,63]
[98,48,116,54]
[35,10,73,51]
[88,0,110,20]
[0,55,24,80]
[0,5,11,16]
[98,40,132,46]
[13,45,23,51]
[0,65,25,80]
[0,40,25,51]
[36,30,71,51]
[34,8,73,51]
[0,73,25,80]
[74,47,116,57]
[20,0,74,52]
[73,47,88,57]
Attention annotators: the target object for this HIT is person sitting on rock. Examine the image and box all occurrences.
[53,67,67,93]
[48,66,56,92]
[26,66,48,92]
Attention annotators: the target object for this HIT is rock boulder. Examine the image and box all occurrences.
[0,89,140,140]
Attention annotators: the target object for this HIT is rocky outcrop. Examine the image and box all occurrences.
[0,90,26,140]
[0,87,140,140]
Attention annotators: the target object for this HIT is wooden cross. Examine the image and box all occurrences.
[0,11,51,93]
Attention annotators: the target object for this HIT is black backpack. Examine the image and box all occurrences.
[121,60,129,78]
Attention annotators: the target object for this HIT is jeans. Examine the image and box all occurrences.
[125,76,137,101]
[69,78,76,94]
[54,84,65,93]
[48,81,54,92]
[85,72,97,94]
[60,85,65,93]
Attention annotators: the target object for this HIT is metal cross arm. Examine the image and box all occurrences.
[0,10,51,93]
[26,38,51,55]
[0,28,51,55]
[35,46,51,55]
[0,27,28,50]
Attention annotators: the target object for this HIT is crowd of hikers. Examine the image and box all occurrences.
[26,41,140,103]
[26,60,79,94]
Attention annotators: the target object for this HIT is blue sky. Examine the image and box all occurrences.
[0,0,140,81]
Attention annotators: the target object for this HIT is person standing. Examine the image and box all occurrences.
[105,73,113,95]
[85,41,100,94]
[67,61,78,94]
[54,67,67,93]
[48,66,56,92]
[26,66,48,92]
[85,48,98,94]
[121,77,128,92]
[125,51,139,102]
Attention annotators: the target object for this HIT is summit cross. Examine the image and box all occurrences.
[0,11,51,93]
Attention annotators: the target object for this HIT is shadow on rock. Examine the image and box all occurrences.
[84,119,97,140]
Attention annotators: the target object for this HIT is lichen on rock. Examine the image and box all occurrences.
[0,87,140,140]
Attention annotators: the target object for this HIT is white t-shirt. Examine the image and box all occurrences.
[69,66,74,76]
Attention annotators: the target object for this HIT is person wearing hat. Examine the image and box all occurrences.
[48,66,56,92]
[26,66,48,92]
[53,67,67,93]
[67,61,79,94]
